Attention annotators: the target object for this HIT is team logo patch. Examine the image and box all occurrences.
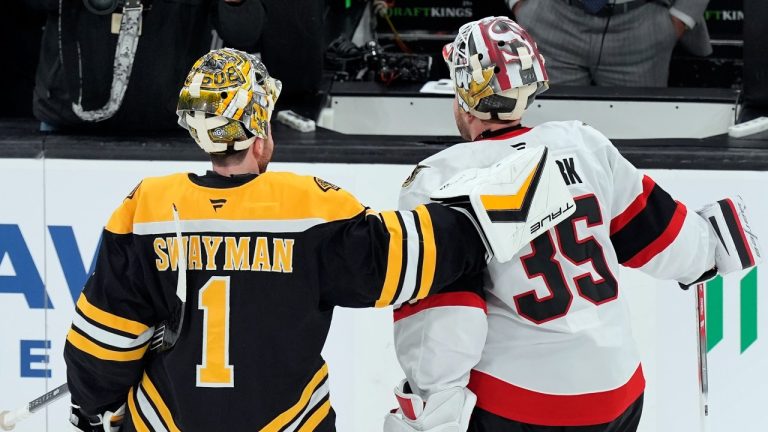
[314,177,340,192]
[402,165,429,188]
[126,181,142,200]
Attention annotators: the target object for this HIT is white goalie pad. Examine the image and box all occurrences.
[430,146,575,263]
[697,196,762,275]
[383,380,476,432]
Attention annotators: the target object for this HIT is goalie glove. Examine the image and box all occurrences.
[698,196,762,276]
[70,402,124,432]
[383,380,476,432]
[430,146,576,263]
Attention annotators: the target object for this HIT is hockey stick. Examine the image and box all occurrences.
[0,307,185,431]
[695,282,709,432]
[1,205,188,429]
[150,203,188,352]
[0,311,183,430]
[0,383,69,430]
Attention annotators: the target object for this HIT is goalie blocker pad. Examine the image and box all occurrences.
[383,380,476,432]
[430,146,576,263]
[698,196,762,276]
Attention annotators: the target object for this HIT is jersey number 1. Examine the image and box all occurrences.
[196,276,235,387]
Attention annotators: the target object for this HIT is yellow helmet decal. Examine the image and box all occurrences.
[456,63,496,110]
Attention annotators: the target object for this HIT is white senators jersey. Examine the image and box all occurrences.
[396,121,717,426]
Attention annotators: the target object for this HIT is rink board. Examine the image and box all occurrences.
[0,159,765,432]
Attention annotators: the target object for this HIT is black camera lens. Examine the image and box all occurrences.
[83,0,119,15]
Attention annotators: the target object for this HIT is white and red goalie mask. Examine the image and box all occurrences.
[443,16,549,121]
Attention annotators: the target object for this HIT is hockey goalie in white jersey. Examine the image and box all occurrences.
[384,16,762,432]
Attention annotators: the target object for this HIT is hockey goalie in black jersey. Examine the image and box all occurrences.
[61,49,503,432]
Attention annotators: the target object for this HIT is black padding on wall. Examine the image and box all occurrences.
[743,0,768,107]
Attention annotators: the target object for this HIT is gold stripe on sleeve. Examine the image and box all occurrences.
[127,387,151,432]
[141,373,181,432]
[297,400,332,432]
[414,205,436,300]
[77,294,149,337]
[374,211,404,307]
[259,364,329,432]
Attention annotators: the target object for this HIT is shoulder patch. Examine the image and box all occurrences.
[126,181,142,200]
[402,165,429,188]
[314,177,340,192]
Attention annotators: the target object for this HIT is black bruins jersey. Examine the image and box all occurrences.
[63,170,486,431]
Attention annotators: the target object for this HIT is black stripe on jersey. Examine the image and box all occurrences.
[390,212,409,303]
[75,308,143,340]
[293,393,331,432]
[412,210,425,302]
[70,324,149,352]
[431,196,470,206]
[719,200,753,268]
[610,184,679,264]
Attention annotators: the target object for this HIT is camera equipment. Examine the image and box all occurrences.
[326,38,432,84]
[364,41,433,84]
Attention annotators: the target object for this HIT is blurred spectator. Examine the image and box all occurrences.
[25,0,264,132]
[243,0,325,114]
[507,0,711,86]
[1,5,45,117]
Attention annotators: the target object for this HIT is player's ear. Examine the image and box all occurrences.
[463,110,479,127]
[249,136,265,156]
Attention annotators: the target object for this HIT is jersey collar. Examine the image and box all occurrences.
[188,171,260,188]
[474,125,531,141]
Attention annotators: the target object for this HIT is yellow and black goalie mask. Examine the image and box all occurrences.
[176,48,282,153]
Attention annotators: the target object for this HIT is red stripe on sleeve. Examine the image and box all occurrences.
[725,198,756,266]
[610,175,656,235]
[393,292,487,322]
[623,202,687,268]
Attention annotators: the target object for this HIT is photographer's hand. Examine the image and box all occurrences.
[671,16,686,39]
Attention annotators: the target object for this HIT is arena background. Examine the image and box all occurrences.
[2,0,768,431]
[2,108,767,432]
